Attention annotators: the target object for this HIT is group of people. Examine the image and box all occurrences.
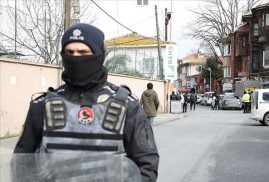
[170,88,197,113]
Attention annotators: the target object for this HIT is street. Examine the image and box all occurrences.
[154,104,269,182]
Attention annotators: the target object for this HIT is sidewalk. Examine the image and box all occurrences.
[0,113,185,155]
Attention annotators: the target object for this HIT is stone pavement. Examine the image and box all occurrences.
[0,113,185,155]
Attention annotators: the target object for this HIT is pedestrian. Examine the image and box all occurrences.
[170,91,178,100]
[14,23,159,182]
[213,92,220,110]
[190,89,197,111]
[242,91,250,113]
[179,92,184,113]
[140,82,160,126]
[182,92,188,112]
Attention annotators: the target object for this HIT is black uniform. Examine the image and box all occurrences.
[14,69,159,182]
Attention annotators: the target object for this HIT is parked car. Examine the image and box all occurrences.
[196,94,204,103]
[250,89,269,126]
[200,92,214,106]
[219,94,242,110]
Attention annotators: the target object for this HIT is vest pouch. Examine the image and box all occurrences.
[102,98,127,134]
[45,99,66,130]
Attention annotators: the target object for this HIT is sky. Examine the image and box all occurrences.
[1,0,268,60]
[89,0,269,59]
[89,0,201,59]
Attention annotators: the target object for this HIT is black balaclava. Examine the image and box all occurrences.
[60,23,106,90]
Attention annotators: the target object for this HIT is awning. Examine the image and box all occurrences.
[178,89,188,92]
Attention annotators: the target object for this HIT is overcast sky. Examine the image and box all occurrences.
[90,0,201,59]
[90,0,269,59]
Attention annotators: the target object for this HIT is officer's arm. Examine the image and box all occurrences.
[14,101,43,153]
[124,104,159,182]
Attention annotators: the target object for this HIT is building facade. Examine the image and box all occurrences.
[178,53,210,93]
[105,33,170,80]
[242,3,269,82]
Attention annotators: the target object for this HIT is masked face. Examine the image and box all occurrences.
[61,49,105,88]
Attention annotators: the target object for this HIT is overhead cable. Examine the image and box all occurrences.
[91,0,160,43]
[91,0,134,33]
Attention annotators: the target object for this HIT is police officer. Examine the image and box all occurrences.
[14,23,159,181]
[242,91,250,113]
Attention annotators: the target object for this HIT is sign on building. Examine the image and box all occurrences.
[164,44,177,80]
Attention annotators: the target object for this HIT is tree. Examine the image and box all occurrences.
[184,0,260,61]
[0,0,96,64]
[202,56,223,80]
[104,51,144,78]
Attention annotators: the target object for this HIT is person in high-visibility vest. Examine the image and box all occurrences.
[242,91,250,113]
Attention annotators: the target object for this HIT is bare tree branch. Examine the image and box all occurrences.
[0,0,96,65]
[184,0,260,61]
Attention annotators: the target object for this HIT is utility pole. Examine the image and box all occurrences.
[64,0,71,31]
[165,8,171,42]
[15,0,17,59]
[155,5,164,80]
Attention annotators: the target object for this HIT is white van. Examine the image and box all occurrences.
[250,89,269,126]
[200,92,214,106]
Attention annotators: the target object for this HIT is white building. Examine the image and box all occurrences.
[179,52,209,90]
[105,33,171,80]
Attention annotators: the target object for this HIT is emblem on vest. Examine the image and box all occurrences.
[77,107,94,124]
[97,94,110,103]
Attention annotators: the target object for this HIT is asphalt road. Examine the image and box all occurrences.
[154,104,269,182]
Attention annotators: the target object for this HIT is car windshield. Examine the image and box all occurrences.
[208,93,214,98]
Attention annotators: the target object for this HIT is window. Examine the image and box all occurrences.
[253,23,258,36]
[223,66,231,77]
[137,0,148,5]
[144,58,154,72]
[224,44,231,56]
[252,51,259,70]
[262,13,269,27]
[263,51,269,67]
[262,92,269,101]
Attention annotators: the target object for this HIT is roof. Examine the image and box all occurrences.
[105,33,172,47]
[181,53,210,63]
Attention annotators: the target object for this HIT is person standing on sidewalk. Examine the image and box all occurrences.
[13,23,159,182]
[182,92,188,113]
[170,91,178,100]
[190,89,197,111]
[179,93,185,113]
[140,83,160,126]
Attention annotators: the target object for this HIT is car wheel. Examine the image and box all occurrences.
[259,120,266,125]
[263,113,269,126]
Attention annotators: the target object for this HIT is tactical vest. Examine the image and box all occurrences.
[37,87,129,154]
